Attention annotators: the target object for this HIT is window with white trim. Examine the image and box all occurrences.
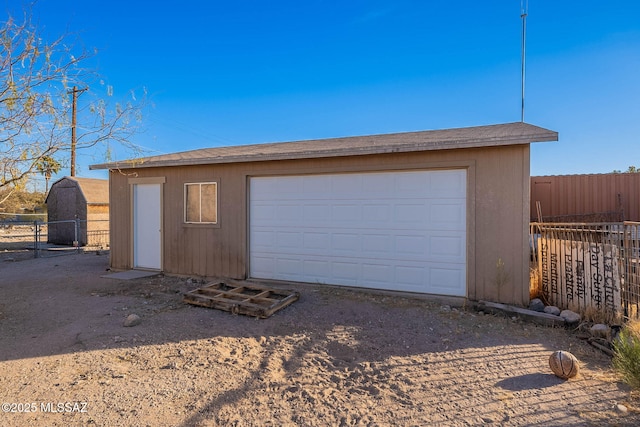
[184,182,217,224]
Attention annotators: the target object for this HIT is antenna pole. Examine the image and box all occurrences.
[520,0,528,123]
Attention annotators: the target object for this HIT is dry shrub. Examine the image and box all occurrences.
[613,320,640,390]
[627,321,640,336]
[580,305,624,326]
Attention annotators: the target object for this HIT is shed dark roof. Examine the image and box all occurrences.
[45,177,109,205]
[90,122,557,170]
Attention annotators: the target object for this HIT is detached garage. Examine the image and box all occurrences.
[91,122,557,305]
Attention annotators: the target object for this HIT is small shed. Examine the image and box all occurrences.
[91,122,557,306]
[45,176,110,246]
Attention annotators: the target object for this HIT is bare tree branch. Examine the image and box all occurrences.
[0,3,148,195]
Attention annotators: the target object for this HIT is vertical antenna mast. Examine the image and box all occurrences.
[520,0,528,122]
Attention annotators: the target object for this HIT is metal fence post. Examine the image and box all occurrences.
[34,221,39,258]
[74,218,80,253]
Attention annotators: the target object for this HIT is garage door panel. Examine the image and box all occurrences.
[303,232,331,250]
[276,231,302,248]
[332,204,361,221]
[303,259,330,277]
[395,235,427,255]
[394,265,424,287]
[332,233,360,251]
[249,170,466,296]
[362,263,394,283]
[430,235,465,260]
[276,258,303,278]
[251,203,276,221]
[430,268,465,294]
[431,203,465,225]
[395,173,431,195]
[394,204,427,223]
[303,204,331,221]
[332,174,362,194]
[251,255,276,277]
[363,204,391,221]
[251,253,467,294]
[333,261,360,283]
[250,177,294,198]
[361,234,393,254]
[276,177,304,195]
[431,170,466,195]
[252,230,276,248]
[274,204,301,221]
[362,174,394,194]
[303,175,331,193]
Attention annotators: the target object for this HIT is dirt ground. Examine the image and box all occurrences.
[0,252,639,427]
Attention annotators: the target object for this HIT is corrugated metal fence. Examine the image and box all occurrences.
[531,173,640,222]
[531,222,640,322]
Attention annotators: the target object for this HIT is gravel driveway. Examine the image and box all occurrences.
[0,253,638,426]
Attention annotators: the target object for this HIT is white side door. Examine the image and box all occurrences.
[133,183,162,270]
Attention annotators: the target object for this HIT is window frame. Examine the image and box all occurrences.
[183,181,219,225]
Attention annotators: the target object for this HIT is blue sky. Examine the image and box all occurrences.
[5,1,640,185]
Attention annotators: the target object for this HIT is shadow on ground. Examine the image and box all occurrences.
[0,254,638,426]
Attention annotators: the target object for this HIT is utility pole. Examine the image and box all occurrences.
[69,86,87,176]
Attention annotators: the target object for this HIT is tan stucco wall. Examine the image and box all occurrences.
[108,144,531,305]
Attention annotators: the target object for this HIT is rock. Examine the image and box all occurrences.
[590,324,610,338]
[543,306,561,316]
[160,362,177,370]
[477,300,566,327]
[616,404,628,413]
[123,314,141,327]
[528,298,545,312]
[560,310,581,325]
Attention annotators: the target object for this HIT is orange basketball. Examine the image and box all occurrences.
[549,350,579,379]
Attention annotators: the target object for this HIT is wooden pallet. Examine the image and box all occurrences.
[183,281,300,318]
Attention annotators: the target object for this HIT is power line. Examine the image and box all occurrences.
[146,113,240,147]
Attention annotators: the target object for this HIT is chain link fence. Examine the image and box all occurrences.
[0,218,109,259]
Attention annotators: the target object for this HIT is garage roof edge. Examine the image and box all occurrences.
[90,122,557,170]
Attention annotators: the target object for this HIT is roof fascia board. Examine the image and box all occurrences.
[90,126,558,171]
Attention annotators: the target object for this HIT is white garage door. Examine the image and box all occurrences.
[249,169,467,296]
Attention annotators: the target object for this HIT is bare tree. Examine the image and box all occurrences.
[0,4,147,192]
